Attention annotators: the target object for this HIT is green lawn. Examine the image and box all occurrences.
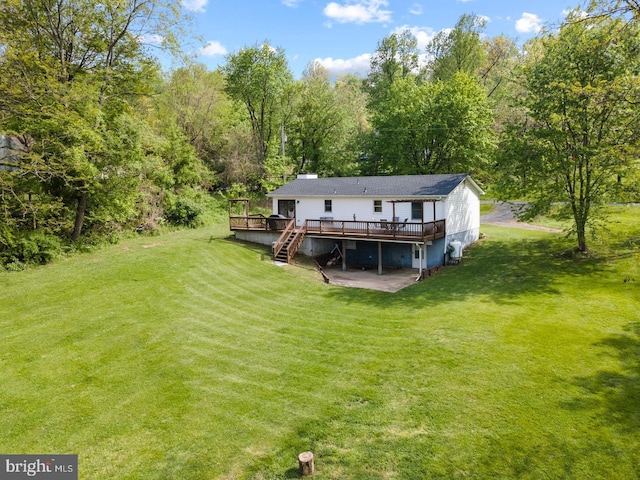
[1,208,639,479]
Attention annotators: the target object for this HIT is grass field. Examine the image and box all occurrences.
[1,207,639,479]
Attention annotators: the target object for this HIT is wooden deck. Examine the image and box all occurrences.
[229,215,289,232]
[230,216,445,243]
[305,219,445,242]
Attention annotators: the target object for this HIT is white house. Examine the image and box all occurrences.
[230,173,483,276]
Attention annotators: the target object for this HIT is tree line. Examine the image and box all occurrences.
[1,0,639,267]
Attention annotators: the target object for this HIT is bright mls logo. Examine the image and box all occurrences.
[0,455,77,480]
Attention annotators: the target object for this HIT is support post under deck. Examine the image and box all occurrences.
[342,240,347,271]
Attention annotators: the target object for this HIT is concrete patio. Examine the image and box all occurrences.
[321,266,421,293]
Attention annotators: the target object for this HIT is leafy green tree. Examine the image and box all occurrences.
[362,30,419,174]
[368,73,494,176]
[585,0,640,19]
[153,65,260,191]
[427,13,487,82]
[479,36,520,102]
[218,124,262,189]
[496,13,640,252]
[159,64,233,174]
[428,73,495,177]
[364,30,419,109]
[331,74,370,176]
[286,62,365,177]
[0,0,182,240]
[222,43,293,175]
[288,63,332,174]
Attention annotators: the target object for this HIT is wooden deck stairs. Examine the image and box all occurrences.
[273,220,306,263]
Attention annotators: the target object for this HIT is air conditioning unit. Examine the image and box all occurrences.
[448,240,462,264]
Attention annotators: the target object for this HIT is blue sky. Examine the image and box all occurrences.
[179,0,581,78]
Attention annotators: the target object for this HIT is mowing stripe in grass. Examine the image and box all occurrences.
[1,217,639,478]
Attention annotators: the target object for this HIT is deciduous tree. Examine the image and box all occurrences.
[427,13,487,82]
[160,64,232,171]
[222,43,293,174]
[364,30,419,109]
[368,73,494,176]
[287,62,365,177]
[496,13,640,252]
[0,0,184,240]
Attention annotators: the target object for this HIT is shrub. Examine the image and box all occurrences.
[0,228,62,267]
[164,190,206,228]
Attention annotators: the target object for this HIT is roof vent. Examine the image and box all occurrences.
[297,173,318,180]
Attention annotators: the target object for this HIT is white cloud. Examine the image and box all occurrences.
[200,40,228,57]
[409,3,423,15]
[182,0,208,13]
[139,34,164,45]
[323,0,392,25]
[315,53,372,77]
[282,0,302,6]
[392,25,436,51]
[515,12,543,34]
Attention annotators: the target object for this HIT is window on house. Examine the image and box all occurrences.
[411,202,423,220]
[373,200,382,213]
[324,199,332,213]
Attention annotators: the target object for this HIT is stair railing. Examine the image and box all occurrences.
[285,228,306,263]
[272,219,296,260]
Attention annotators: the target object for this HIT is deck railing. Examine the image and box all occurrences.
[305,219,445,242]
[229,214,290,231]
[230,216,445,242]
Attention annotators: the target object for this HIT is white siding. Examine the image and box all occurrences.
[443,179,480,246]
[285,197,421,227]
[270,178,480,240]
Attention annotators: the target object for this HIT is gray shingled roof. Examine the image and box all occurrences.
[268,174,472,198]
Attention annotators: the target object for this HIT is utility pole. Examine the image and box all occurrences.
[281,123,287,183]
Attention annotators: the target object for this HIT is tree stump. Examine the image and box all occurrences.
[298,451,314,476]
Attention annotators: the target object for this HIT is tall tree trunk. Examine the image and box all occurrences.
[576,224,588,252]
[574,207,589,253]
[71,191,88,241]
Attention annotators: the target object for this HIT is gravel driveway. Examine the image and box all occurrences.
[481,201,562,233]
